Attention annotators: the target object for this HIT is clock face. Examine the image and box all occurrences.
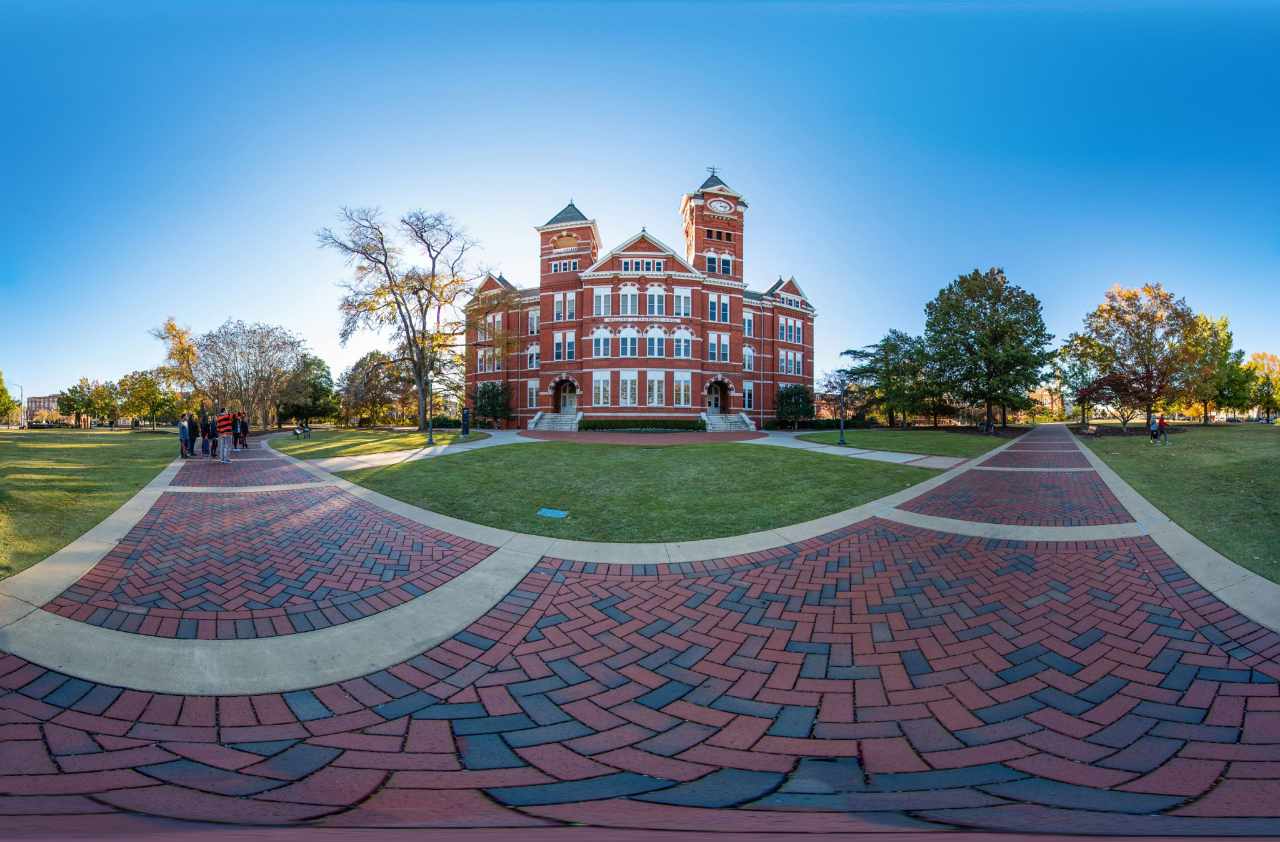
[708,198,733,214]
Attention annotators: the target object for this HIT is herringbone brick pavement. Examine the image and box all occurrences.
[42,488,494,639]
[6,517,1280,833]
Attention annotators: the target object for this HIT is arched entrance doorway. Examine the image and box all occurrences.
[554,381,579,414]
[705,380,730,414]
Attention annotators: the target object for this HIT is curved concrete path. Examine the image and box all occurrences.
[3,424,1280,835]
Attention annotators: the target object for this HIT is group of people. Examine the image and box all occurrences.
[1150,413,1169,445]
[178,409,251,463]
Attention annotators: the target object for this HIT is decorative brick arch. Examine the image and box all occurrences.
[705,374,736,394]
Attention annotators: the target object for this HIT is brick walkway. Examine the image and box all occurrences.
[3,426,1279,835]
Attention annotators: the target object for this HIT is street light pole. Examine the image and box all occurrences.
[838,390,846,447]
[13,382,23,428]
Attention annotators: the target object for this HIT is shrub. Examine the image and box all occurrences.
[579,418,707,432]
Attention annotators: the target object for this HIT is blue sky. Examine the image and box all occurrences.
[2,0,1277,399]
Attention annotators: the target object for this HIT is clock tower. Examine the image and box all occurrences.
[681,169,746,284]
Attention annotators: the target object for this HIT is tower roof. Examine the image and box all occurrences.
[543,201,588,227]
[699,172,728,191]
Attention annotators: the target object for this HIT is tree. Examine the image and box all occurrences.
[279,355,340,426]
[338,351,406,425]
[473,381,513,428]
[0,371,18,426]
[842,330,923,428]
[1183,315,1253,423]
[192,320,306,425]
[150,318,199,392]
[1058,333,1106,425]
[819,368,858,445]
[1079,283,1195,429]
[1247,352,1280,422]
[1078,372,1142,432]
[320,208,517,443]
[57,379,94,428]
[776,384,815,431]
[89,381,121,427]
[925,268,1054,432]
[118,370,171,429]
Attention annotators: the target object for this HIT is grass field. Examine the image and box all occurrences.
[0,429,175,580]
[340,442,937,542]
[1083,424,1280,584]
[271,429,489,460]
[797,429,1015,458]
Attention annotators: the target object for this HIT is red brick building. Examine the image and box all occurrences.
[465,173,816,430]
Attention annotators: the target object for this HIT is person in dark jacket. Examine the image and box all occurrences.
[200,414,211,457]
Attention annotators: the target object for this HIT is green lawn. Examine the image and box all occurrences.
[339,442,937,542]
[0,430,176,580]
[1083,424,1280,584]
[271,429,489,460]
[797,429,1014,458]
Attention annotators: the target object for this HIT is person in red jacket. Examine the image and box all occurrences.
[216,408,234,464]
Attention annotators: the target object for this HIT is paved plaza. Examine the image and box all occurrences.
[2,426,1279,836]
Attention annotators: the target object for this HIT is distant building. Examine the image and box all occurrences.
[465,172,816,430]
[27,395,59,416]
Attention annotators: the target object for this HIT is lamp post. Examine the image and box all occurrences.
[838,387,847,447]
[13,382,23,428]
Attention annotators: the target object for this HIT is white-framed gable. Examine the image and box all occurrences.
[581,230,700,277]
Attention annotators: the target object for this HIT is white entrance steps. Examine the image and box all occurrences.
[531,412,580,432]
[704,412,753,432]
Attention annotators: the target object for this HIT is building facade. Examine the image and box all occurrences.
[465,173,816,429]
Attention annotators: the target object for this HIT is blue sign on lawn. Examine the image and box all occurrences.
[537,507,568,519]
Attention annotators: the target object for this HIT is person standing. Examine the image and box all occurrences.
[240,413,250,449]
[200,413,211,457]
[216,407,233,463]
[1158,413,1169,446]
[178,415,190,458]
[186,414,198,458]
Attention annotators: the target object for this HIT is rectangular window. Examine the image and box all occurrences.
[707,334,717,362]
[527,381,538,409]
[593,334,609,357]
[620,372,638,406]
[593,374,610,407]
[528,347,540,369]
[705,228,713,239]
[744,348,754,371]
[796,322,803,344]
[715,230,723,240]
[565,333,575,360]
[786,321,794,343]
[550,261,559,273]
[647,290,664,316]
[706,255,716,273]
[572,259,579,271]
[646,335,663,357]
[655,260,663,272]
[743,313,753,337]
[620,290,638,316]
[527,310,538,335]
[720,335,730,362]
[620,335,637,357]
[720,298,729,323]
[554,296,563,322]
[675,290,691,317]
[707,293,718,322]
[725,232,733,242]
[643,260,653,273]
[553,334,563,362]
[566,294,575,320]
[621,259,631,272]
[720,257,731,275]
[778,321,785,340]
[744,381,754,410]
[796,352,802,375]
[674,372,691,407]
[674,336,691,358]
[647,375,664,407]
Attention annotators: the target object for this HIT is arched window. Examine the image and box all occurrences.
[673,329,693,359]
[619,284,640,316]
[743,346,755,371]
[645,327,665,358]
[591,328,611,358]
[646,285,666,316]
[618,327,639,358]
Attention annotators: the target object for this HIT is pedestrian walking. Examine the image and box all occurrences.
[200,413,211,457]
[239,413,250,449]
[1149,417,1159,444]
[216,407,233,464]
[186,415,199,458]
[178,415,189,458]
[1158,413,1169,446]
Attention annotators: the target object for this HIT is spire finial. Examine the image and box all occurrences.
[706,165,718,177]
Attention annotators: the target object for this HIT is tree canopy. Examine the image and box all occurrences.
[925,268,1054,430]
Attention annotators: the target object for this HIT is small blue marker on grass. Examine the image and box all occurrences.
[537,507,568,519]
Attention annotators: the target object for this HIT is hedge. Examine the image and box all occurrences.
[762,418,878,431]
[579,418,707,432]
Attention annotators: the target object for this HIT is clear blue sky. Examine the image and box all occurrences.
[2,0,1277,399]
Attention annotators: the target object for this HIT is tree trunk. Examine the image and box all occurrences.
[887,409,896,428]
[1000,405,1007,429]
[984,400,993,434]
[1202,401,1210,425]
[425,379,435,445]
[415,365,427,432]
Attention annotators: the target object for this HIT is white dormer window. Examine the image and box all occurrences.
[655,260,664,272]
[643,260,653,273]
[622,259,631,272]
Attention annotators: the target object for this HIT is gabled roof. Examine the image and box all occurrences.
[765,276,811,305]
[699,173,728,191]
[543,201,588,227]
[581,229,700,275]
